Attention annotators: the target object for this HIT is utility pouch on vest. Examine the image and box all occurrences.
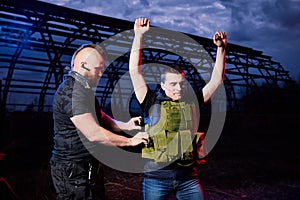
[153,130,168,162]
[177,129,194,166]
[164,101,181,131]
[142,145,155,159]
[167,131,179,158]
[142,125,155,159]
[179,130,193,155]
[181,102,193,130]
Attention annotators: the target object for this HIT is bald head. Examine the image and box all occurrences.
[71,44,107,70]
[71,44,107,87]
[73,47,101,72]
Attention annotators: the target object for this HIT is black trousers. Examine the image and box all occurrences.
[50,159,105,200]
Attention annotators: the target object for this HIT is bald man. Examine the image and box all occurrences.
[50,44,149,200]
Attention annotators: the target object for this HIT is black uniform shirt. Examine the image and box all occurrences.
[51,71,99,163]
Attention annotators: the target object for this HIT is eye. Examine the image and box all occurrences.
[180,82,186,87]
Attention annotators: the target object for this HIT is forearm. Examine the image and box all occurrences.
[96,127,132,147]
[129,34,143,75]
[129,33,148,103]
[203,46,226,102]
[71,113,132,147]
[212,46,226,85]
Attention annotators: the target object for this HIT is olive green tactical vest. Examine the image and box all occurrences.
[142,101,199,166]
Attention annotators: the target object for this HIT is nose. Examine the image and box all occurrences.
[175,83,181,91]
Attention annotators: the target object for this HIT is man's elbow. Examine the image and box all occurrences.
[203,80,224,102]
[85,130,110,144]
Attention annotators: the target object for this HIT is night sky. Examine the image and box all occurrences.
[40,0,300,81]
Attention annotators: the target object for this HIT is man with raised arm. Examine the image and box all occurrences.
[129,18,227,200]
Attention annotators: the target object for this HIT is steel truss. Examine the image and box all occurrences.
[0,0,295,113]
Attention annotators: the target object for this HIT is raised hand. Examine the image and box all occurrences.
[213,31,227,48]
[134,18,150,35]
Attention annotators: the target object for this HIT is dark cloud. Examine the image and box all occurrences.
[42,0,300,80]
[261,0,300,28]
[221,0,300,79]
[140,0,149,6]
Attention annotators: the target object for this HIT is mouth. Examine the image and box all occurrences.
[173,94,182,100]
[173,93,181,96]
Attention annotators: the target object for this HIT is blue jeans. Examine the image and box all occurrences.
[142,177,205,200]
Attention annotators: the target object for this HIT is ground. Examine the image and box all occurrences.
[1,112,300,199]
[1,140,299,200]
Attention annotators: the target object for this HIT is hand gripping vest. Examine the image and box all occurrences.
[142,100,202,166]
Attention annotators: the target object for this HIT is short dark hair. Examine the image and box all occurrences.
[161,64,186,83]
[70,43,107,68]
